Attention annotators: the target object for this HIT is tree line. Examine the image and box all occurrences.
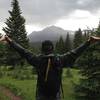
[0,0,100,99]
[55,28,90,54]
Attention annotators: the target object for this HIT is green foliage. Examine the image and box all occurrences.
[55,34,73,54]
[65,33,72,52]
[73,28,83,48]
[55,36,65,54]
[0,66,35,80]
[82,30,90,41]
[0,43,6,65]
[0,77,36,100]
[0,83,26,100]
[3,0,29,67]
[75,24,100,100]
[12,67,34,80]
[66,68,73,78]
[0,66,12,77]
[0,69,80,100]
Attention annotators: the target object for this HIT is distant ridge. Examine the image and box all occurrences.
[28,26,74,42]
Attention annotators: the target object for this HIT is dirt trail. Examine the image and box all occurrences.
[0,86,22,100]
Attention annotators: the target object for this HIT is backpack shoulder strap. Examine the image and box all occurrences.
[45,58,51,82]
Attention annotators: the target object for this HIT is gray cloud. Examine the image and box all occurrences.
[0,0,100,26]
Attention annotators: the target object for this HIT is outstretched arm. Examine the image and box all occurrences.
[0,35,38,66]
[62,36,100,68]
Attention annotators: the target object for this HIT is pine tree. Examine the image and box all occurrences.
[75,23,100,100]
[73,28,83,48]
[64,33,72,52]
[3,0,29,67]
[83,30,90,41]
[55,36,65,54]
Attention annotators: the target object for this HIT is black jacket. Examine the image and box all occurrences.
[9,40,90,97]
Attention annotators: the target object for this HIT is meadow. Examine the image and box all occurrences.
[0,68,80,100]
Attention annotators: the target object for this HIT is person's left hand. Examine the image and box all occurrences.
[88,36,100,43]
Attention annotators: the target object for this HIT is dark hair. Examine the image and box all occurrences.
[41,40,54,54]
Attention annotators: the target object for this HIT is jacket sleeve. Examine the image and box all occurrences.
[8,41,38,67]
[61,41,91,68]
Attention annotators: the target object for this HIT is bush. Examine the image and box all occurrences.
[0,66,35,80]
[66,68,73,78]
[12,67,34,80]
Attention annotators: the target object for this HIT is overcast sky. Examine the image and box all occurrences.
[0,0,100,34]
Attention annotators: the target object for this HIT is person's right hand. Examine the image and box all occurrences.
[0,35,7,43]
[0,35,12,43]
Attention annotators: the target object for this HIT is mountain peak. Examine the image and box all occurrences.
[28,26,74,42]
[43,25,65,31]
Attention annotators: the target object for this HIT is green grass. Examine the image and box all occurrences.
[0,77,36,100]
[0,69,80,100]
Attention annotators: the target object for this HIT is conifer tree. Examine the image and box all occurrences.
[3,0,29,67]
[55,36,65,54]
[65,33,72,52]
[75,23,100,100]
[73,28,83,48]
[83,30,90,41]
